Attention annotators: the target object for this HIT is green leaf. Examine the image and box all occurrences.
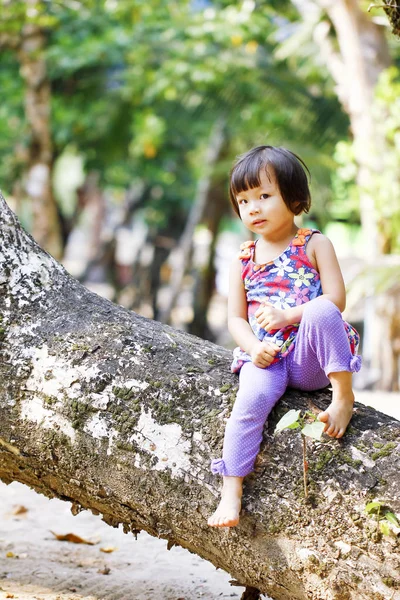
[384,512,400,527]
[304,411,317,421]
[379,521,391,536]
[301,421,325,440]
[365,501,383,514]
[274,409,301,435]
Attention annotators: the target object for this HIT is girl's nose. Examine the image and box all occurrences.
[249,201,260,214]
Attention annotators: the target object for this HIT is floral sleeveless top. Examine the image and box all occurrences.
[231,228,360,374]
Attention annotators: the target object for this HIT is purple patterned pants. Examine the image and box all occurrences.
[211,299,361,477]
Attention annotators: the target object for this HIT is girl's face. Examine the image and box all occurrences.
[236,169,296,239]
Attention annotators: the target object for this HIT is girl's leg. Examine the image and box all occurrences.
[288,299,361,438]
[208,360,288,527]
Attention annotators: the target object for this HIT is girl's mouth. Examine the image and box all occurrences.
[252,219,266,226]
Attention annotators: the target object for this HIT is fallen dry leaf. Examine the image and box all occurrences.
[99,546,118,553]
[98,566,111,575]
[6,594,15,598]
[49,531,95,545]
[12,505,28,516]
[6,552,16,558]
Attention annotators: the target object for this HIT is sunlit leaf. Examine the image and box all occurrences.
[301,421,325,440]
[379,521,391,536]
[365,501,383,514]
[385,512,399,526]
[274,409,301,435]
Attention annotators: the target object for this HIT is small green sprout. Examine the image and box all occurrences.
[365,500,400,537]
[274,409,325,499]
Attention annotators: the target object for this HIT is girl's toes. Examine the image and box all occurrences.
[318,411,329,423]
[326,424,335,436]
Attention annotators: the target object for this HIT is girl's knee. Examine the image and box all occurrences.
[303,298,340,323]
[232,387,282,423]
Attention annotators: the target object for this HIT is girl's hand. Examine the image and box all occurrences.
[255,302,288,332]
[250,340,281,369]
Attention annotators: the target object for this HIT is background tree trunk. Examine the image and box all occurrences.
[313,0,397,390]
[0,192,399,600]
[314,0,391,258]
[159,117,226,324]
[188,181,229,341]
[18,0,63,259]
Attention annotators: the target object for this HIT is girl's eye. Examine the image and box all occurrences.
[260,193,270,200]
[238,198,247,205]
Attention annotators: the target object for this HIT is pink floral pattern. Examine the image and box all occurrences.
[232,229,360,373]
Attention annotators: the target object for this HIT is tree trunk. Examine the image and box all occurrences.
[17,1,63,259]
[314,0,391,258]
[188,182,229,341]
[159,117,226,324]
[313,0,397,390]
[0,192,399,600]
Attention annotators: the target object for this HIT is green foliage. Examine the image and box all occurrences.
[371,66,400,253]
[301,420,325,441]
[0,0,355,230]
[365,500,400,537]
[274,409,325,440]
[0,50,26,187]
[331,66,400,253]
[274,409,301,434]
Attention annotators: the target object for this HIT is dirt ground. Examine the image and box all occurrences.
[0,481,245,600]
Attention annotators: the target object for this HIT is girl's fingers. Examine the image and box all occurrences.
[269,343,281,353]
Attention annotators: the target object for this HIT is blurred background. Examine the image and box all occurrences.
[1,0,400,392]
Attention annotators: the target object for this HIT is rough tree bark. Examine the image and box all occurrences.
[0,191,399,600]
[383,1,400,38]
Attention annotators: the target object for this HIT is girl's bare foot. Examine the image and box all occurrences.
[208,476,243,527]
[318,371,355,438]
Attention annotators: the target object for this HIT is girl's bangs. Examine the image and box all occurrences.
[230,154,270,197]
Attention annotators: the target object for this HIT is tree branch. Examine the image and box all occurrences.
[0,192,399,599]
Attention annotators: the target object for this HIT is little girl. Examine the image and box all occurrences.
[208,145,361,528]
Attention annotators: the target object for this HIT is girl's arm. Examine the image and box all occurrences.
[228,257,279,366]
[255,234,346,330]
[228,257,259,354]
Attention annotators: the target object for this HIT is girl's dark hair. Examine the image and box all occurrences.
[229,145,311,217]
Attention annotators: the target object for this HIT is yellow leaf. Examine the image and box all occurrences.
[50,531,95,545]
[144,143,157,158]
[100,547,118,553]
[231,34,243,47]
[245,41,258,54]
